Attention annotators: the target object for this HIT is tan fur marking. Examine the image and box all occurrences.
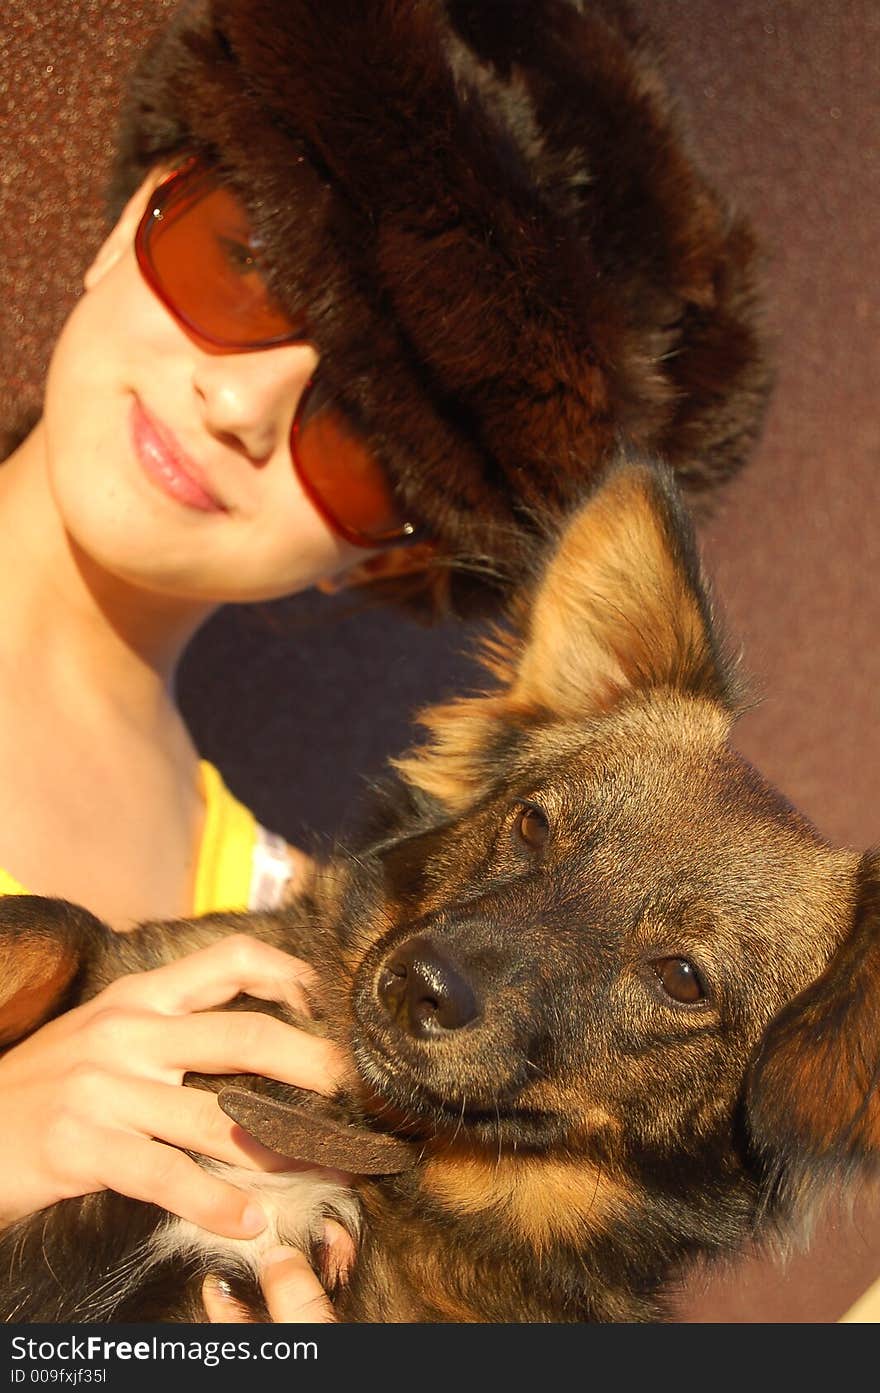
[421,1151,630,1255]
[393,700,527,812]
[564,1107,622,1143]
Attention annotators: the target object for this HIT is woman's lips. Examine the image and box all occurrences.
[130,398,226,513]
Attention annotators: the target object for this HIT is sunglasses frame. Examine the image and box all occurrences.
[133,161,419,548]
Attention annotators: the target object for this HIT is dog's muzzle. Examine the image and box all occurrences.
[378,935,479,1038]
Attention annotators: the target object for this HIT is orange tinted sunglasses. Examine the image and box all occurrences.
[135,162,417,548]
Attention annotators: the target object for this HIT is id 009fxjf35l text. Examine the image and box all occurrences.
[12,1369,106,1384]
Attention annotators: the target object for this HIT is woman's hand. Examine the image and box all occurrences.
[202,1221,355,1323]
[0,935,347,1237]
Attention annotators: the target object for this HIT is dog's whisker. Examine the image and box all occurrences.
[586,1158,604,1222]
[523,1057,550,1080]
[70,1245,152,1310]
[450,1094,468,1149]
[39,1213,62,1290]
[67,1241,158,1320]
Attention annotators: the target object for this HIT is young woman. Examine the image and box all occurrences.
[0,163,369,1245]
[0,0,769,1316]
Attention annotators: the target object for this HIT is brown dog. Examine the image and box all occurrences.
[0,460,876,1322]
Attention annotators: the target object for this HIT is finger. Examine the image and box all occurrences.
[202,1275,256,1324]
[145,1012,348,1095]
[91,1130,267,1239]
[99,1077,313,1173]
[105,936,318,1017]
[261,1247,338,1323]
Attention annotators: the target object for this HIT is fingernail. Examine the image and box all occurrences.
[241,1204,267,1236]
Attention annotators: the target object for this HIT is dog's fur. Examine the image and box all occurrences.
[0,460,877,1323]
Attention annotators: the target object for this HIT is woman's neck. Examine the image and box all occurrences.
[0,421,215,925]
[0,421,216,736]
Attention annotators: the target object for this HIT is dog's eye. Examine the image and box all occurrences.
[514,803,550,851]
[653,957,706,1004]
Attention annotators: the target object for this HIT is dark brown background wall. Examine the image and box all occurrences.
[1,1,878,1321]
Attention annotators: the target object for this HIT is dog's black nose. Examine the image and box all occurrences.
[378,936,478,1038]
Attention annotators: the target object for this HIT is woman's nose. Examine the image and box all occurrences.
[192,342,319,461]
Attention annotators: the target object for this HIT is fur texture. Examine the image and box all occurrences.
[112,0,772,616]
[4,460,877,1323]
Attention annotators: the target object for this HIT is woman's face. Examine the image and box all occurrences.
[42,172,380,605]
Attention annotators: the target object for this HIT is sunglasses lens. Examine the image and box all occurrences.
[139,165,418,550]
[138,169,299,347]
[293,388,412,546]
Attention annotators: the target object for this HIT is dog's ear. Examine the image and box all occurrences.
[0,897,89,1046]
[396,458,736,808]
[746,851,880,1194]
[509,459,735,718]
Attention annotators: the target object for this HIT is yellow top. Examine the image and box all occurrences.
[192,760,261,914]
[0,761,292,916]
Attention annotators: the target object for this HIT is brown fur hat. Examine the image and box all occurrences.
[114,0,771,617]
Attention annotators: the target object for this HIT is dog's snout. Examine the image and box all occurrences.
[378,936,479,1038]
